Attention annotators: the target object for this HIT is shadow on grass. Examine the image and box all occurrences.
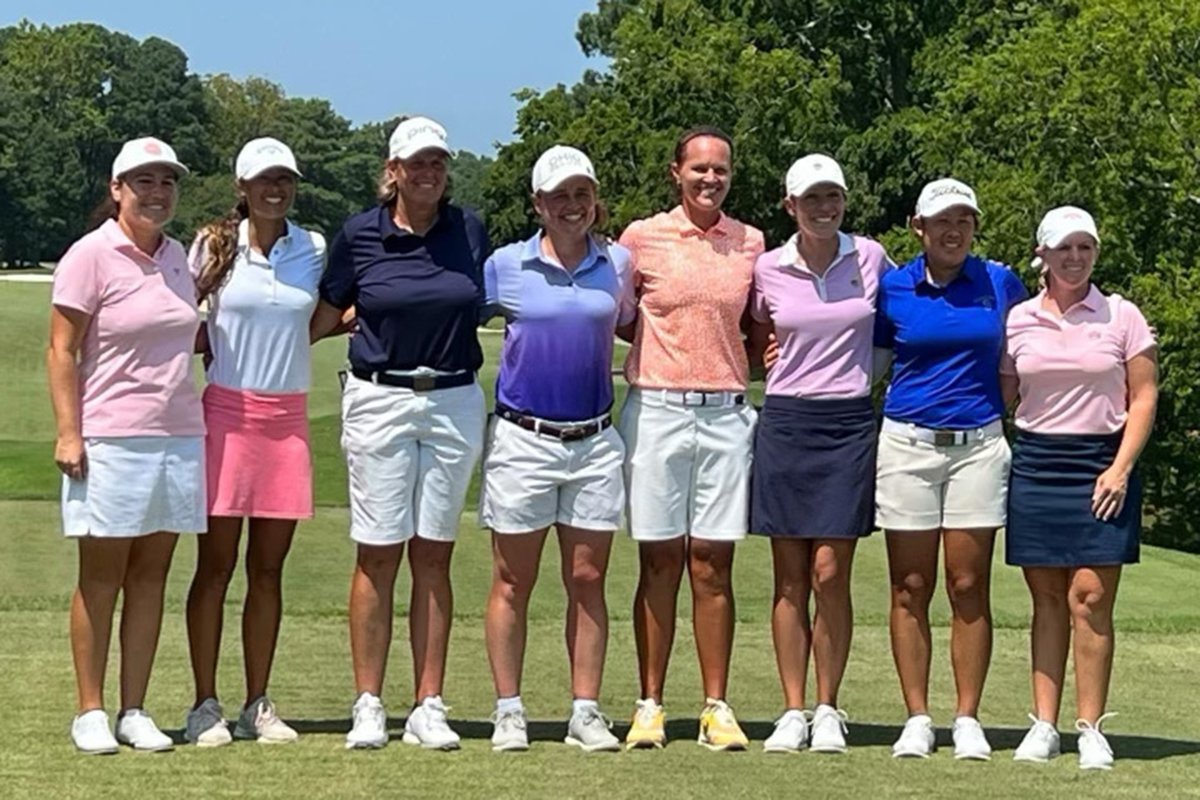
[190,718,1200,760]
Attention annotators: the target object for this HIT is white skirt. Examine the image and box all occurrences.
[62,436,207,538]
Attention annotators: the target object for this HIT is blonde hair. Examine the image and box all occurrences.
[194,198,249,301]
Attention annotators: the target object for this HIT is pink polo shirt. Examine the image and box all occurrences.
[51,219,205,438]
[618,206,765,391]
[752,232,890,399]
[1002,286,1155,434]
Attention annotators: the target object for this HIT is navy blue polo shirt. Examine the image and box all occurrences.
[320,202,489,373]
[875,253,1028,429]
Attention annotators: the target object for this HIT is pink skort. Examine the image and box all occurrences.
[203,384,313,519]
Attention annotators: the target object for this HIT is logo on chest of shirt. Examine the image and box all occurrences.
[975,295,995,309]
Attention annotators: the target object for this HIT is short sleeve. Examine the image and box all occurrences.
[749,254,771,324]
[186,234,207,280]
[873,281,895,348]
[51,238,101,316]
[611,244,637,327]
[464,208,491,288]
[319,225,357,310]
[480,252,501,323]
[1119,298,1157,360]
[1002,267,1030,311]
[1000,348,1017,376]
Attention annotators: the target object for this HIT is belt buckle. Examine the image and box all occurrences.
[933,431,959,447]
[682,391,705,406]
[559,425,587,442]
[411,375,436,392]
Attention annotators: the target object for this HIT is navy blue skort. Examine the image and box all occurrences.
[1006,430,1141,567]
[750,395,876,539]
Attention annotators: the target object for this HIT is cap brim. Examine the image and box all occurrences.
[115,159,190,179]
[240,164,303,181]
[917,200,979,218]
[788,178,847,198]
[535,171,599,194]
[392,139,454,161]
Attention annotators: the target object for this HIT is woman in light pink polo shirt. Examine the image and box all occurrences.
[48,137,204,755]
[1002,206,1157,770]
[747,155,890,754]
[617,126,765,750]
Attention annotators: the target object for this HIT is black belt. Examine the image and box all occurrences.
[496,405,612,442]
[351,368,474,391]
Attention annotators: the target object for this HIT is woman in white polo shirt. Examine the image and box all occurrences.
[183,138,325,747]
[49,137,203,754]
[748,155,891,754]
[480,146,633,753]
[1003,207,1157,770]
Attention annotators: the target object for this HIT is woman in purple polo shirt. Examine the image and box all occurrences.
[1003,207,1157,770]
[874,179,1028,760]
[748,155,890,754]
[310,116,488,751]
[480,146,633,753]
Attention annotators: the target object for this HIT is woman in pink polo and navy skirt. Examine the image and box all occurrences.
[1002,207,1157,771]
[184,138,325,746]
[748,155,891,754]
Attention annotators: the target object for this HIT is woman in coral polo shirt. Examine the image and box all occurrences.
[1002,206,1157,771]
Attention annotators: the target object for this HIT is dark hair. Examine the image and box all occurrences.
[194,197,250,302]
[86,190,120,231]
[672,126,734,165]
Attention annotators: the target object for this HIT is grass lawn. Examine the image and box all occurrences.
[2,282,1199,798]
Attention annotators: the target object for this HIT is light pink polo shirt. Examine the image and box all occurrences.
[751,232,890,398]
[1002,286,1155,434]
[52,219,205,437]
[618,206,765,392]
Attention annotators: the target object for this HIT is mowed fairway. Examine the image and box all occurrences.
[2,280,1199,799]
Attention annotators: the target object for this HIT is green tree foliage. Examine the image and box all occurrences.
[489,0,1200,550]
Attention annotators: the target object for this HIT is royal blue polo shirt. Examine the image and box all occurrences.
[320,202,489,374]
[875,253,1028,429]
[483,233,634,421]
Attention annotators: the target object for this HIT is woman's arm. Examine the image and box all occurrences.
[1000,373,1019,409]
[310,300,354,343]
[1092,350,1158,521]
[47,306,90,480]
[747,318,774,374]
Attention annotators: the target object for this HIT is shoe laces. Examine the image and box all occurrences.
[634,699,662,726]
[579,708,614,730]
[1075,712,1117,753]
[815,706,848,734]
[1025,713,1057,737]
[490,709,527,731]
[703,699,737,727]
[354,694,385,726]
[420,698,452,731]
[255,699,282,728]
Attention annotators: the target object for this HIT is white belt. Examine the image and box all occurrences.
[644,388,747,408]
[882,417,1004,447]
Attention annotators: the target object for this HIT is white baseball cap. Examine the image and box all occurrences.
[388,116,453,161]
[111,137,189,180]
[1037,205,1099,248]
[531,145,598,193]
[1031,205,1100,272]
[914,178,979,218]
[236,137,301,181]
[785,154,846,198]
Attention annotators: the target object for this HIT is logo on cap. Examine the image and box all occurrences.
[407,124,442,141]
[547,152,585,171]
[929,185,971,200]
[144,141,162,155]
[257,143,284,156]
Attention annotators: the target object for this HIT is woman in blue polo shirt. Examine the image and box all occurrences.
[874,179,1027,761]
[480,146,633,753]
[310,116,488,752]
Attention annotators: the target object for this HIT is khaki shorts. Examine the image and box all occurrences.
[875,422,1011,531]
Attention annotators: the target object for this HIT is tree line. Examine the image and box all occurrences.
[4,3,1200,552]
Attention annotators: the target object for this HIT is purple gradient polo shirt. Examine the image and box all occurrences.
[751,232,891,398]
[483,233,634,421]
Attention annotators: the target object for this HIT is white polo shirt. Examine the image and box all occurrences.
[190,220,326,393]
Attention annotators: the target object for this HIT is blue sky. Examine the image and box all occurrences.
[4,0,604,155]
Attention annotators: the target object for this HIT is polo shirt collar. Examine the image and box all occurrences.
[1033,284,1104,316]
[911,252,983,288]
[670,205,730,238]
[777,231,855,269]
[522,231,607,275]
[100,218,170,261]
[377,203,444,240]
[237,218,296,252]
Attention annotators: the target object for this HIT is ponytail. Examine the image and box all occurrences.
[195,198,250,302]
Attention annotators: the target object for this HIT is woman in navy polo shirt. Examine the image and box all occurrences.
[311,116,488,752]
[874,179,1027,760]
[480,146,634,753]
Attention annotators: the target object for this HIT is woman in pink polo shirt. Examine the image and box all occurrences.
[48,137,204,755]
[1002,206,1157,771]
[747,155,890,754]
[183,138,326,747]
[617,126,765,751]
